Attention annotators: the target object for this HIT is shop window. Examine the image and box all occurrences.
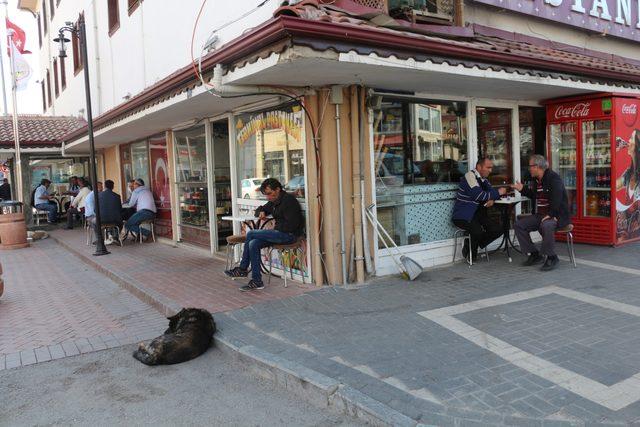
[131,140,150,187]
[53,58,59,98]
[235,104,306,201]
[372,98,467,247]
[518,107,547,214]
[234,105,309,280]
[128,0,140,14]
[37,13,42,48]
[42,1,48,34]
[108,0,120,35]
[72,15,84,75]
[60,56,66,90]
[174,126,210,247]
[28,158,86,197]
[40,80,46,112]
[46,69,52,107]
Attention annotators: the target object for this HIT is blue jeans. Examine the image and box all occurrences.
[125,209,155,236]
[36,202,58,222]
[240,229,296,282]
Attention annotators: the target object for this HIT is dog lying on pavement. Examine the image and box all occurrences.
[133,308,216,365]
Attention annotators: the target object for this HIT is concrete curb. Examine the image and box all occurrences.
[50,233,181,317]
[214,332,421,427]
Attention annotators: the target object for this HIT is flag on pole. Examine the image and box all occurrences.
[6,19,32,91]
[6,18,31,54]
[8,38,31,91]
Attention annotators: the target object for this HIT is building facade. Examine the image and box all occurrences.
[29,0,640,285]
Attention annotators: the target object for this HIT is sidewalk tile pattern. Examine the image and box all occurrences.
[49,229,315,314]
[0,239,166,370]
[216,249,640,425]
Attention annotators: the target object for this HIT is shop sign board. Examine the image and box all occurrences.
[471,0,640,43]
[614,98,640,243]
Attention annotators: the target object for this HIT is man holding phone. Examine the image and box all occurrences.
[452,158,507,261]
[224,178,304,291]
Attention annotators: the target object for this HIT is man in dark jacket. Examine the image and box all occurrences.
[452,158,506,261]
[99,180,122,224]
[513,154,570,271]
[224,178,304,292]
[0,178,11,200]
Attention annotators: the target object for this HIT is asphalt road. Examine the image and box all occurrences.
[0,345,366,427]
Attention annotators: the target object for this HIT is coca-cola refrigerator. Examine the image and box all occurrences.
[545,94,640,246]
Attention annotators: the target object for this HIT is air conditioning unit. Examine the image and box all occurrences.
[387,0,454,23]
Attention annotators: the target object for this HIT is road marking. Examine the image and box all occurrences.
[418,286,640,411]
[559,256,640,277]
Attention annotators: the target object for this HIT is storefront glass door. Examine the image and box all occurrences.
[211,120,232,252]
[174,125,210,248]
[476,107,513,185]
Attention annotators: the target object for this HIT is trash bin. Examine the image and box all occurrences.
[0,201,29,250]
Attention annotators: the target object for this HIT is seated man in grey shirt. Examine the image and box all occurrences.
[123,178,156,240]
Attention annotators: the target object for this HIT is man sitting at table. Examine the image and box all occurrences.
[100,180,123,245]
[224,178,304,292]
[512,154,570,271]
[452,158,506,261]
[63,178,91,229]
[32,179,58,224]
[123,178,156,241]
[84,181,103,227]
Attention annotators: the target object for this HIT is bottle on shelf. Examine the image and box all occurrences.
[587,192,599,216]
[596,170,602,187]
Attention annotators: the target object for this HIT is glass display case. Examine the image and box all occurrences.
[550,121,578,216]
[582,119,611,218]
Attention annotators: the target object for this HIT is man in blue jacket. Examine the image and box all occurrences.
[452,158,506,261]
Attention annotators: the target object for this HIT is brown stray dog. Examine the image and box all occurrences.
[133,308,215,365]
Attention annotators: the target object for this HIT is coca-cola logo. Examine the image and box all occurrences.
[554,102,591,119]
[622,103,639,127]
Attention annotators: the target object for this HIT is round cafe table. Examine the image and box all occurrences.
[492,196,529,263]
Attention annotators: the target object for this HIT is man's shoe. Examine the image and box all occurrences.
[239,279,265,292]
[522,252,544,266]
[541,256,559,271]
[224,267,248,279]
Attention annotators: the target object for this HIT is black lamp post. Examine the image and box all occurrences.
[55,18,109,256]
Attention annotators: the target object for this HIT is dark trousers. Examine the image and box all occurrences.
[239,229,297,282]
[514,214,558,257]
[66,207,82,228]
[453,207,502,256]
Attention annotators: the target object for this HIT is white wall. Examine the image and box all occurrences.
[38,0,640,120]
[39,0,280,118]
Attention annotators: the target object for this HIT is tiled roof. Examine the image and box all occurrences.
[274,0,640,84]
[0,115,85,148]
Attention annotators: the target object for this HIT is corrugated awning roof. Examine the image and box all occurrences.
[0,115,86,149]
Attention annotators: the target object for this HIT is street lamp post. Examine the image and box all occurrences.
[55,18,109,256]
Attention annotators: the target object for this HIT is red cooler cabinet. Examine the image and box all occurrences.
[545,94,640,246]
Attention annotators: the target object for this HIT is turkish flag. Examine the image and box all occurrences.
[6,18,30,55]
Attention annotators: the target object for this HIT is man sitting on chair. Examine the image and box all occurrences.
[451,158,506,261]
[123,178,156,241]
[512,154,570,271]
[33,179,58,224]
[224,178,304,292]
[84,181,103,227]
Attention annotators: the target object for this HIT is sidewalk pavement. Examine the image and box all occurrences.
[38,229,640,425]
[0,238,166,371]
[49,229,316,316]
[214,245,640,426]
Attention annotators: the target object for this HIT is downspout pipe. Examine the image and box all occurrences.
[331,86,348,286]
